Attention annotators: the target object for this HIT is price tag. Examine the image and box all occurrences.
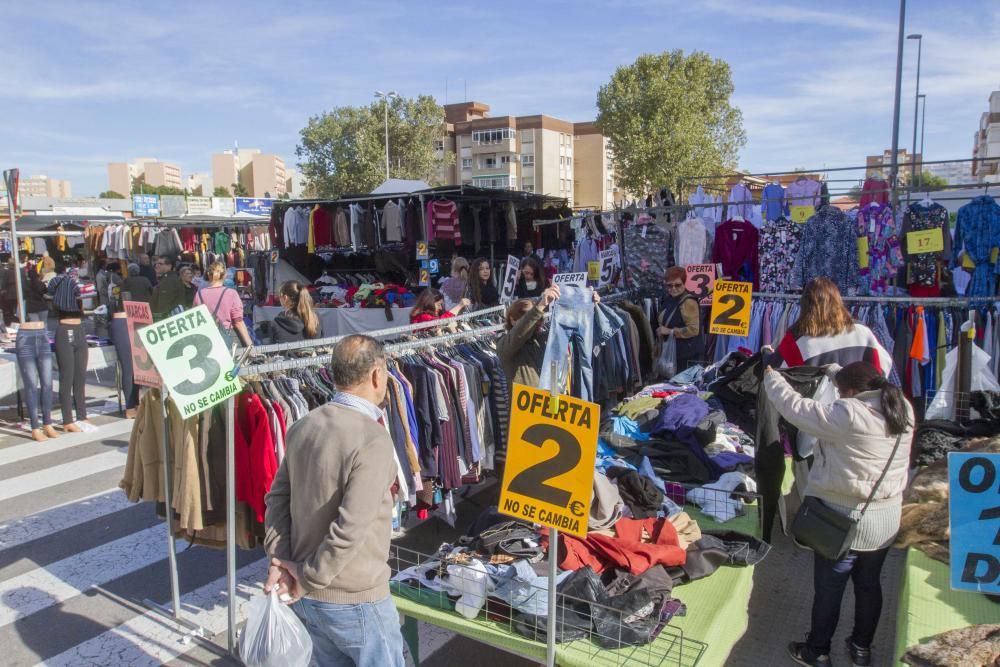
[499,255,520,304]
[598,249,617,287]
[429,259,440,275]
[139,304,240,418]
[269,250,279,265]
[709,280,753,337]
[552,272,588,288]
[587,261,601,282]
[948,452,1000,594]
[857,237,870,270]
[499,384,599,538]
[906,228,944,254]
[419,263,430,287]
[123,301,161,388]
[685,264,716,301]
[416,241,429,260]
[790,205,815,224]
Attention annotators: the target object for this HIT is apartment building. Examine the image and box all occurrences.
[972,90,1000,183]
[186,172,213,196]
[211,149,286,197]
[106,158,181,195]
[866,149,922,186]
[20,175,72,198]
[925,161,972,185]
[439,101,617,210]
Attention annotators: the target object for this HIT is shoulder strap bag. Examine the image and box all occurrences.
[790,431,904,560]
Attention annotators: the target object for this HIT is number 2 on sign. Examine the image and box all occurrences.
[507,424,581,508]
[709,280,753,336]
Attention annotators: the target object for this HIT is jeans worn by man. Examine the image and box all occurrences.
[264,335,404,667]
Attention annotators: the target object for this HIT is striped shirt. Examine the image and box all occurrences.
[769,323,892,378]
[331,391,385,424]
[428,200,461,243]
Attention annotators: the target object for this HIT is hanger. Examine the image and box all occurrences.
[920,191,935,206]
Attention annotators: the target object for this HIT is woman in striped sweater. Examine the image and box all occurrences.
[767,277,891,377]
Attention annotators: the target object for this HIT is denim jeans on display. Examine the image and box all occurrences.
[15,328,53,429]
[540,285,594,401]
[292,596,405,667]
[808,547,890,655]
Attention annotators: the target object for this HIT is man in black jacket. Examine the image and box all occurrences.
[150,255,185,321]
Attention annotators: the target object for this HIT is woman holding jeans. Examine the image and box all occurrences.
[763,361,913,667]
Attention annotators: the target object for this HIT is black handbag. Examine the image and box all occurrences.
[790,433,903,560]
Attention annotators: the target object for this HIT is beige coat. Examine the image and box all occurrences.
[763,370,913,510]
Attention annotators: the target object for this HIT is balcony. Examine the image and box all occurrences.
[471,138,516,155]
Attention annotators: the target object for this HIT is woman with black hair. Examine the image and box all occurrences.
[514,255,547,299]
[763,361,913,667]
[468,257,499,308]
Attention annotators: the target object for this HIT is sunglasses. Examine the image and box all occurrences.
[665,282,684,288]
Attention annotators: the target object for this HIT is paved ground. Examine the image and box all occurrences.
[0,389,905,667]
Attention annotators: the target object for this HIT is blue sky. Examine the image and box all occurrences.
[3,0,999,196]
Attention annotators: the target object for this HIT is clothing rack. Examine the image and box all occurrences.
[248,304,507,355]
[752,292,998,305]
[679,156,1000,182]
[384,323,507,355]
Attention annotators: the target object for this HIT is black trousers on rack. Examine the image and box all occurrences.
[55,322,88,424]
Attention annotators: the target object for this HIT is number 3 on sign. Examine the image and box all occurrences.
[498,384,599,538]
[709,280,753,337]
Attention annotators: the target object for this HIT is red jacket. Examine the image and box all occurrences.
[234,391,279,523]
[409,311,455,324]
[546,517,687,575]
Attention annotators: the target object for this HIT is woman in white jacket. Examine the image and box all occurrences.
[763,361,913,667]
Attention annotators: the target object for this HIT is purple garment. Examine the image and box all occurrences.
[711,451,754,471]
[651,394,721,479]
[786,178,822,207]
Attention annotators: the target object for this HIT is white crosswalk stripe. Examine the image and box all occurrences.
[0,448,128,504]
[0,489,131,552]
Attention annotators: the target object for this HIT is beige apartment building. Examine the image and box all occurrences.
[972,90,1000,183]
[211,149,286,197]
[107,158,181,195]
[866,149,922,187]
[438,102,618,210]
[20,175,72,198]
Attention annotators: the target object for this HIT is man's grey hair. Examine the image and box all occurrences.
[127,263,140,275]
[330,335,386,388]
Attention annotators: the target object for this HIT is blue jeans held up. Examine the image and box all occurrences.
[292,596,405,667]
[539,285,594,401]
[15,328,54,429]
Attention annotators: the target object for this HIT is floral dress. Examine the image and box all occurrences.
[758,217,803,293]
[856,203,904,295]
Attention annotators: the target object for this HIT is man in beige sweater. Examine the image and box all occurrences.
[264,334,403,667]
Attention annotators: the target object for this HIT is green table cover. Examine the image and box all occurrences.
[893,548,998,664]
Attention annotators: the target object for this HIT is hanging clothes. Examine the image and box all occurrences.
[727,183,754,222]
[952,195,1000,298]
[901,201,951,297]
[792,205,860,293]
[760,183,788,223]
[713,219,759,288]
[855,203,904,295]
[758,217,803,293]
[674,217,710,267]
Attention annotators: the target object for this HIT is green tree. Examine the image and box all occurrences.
[231,182,249,197]
[129,176,184,196]
[911,170,949,192]
[297,94,452,198]
[99,190,126,199]
[212,185,231,197]
[596,50,746,196]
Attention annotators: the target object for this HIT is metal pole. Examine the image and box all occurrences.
[160,390,182,617]
[546,526,558,667]
[384,99,390,180]
[888,0,907,207]
[919,95,927,163]
[226,396,237,654]
[910,35,922,190]
[4,170,25,324]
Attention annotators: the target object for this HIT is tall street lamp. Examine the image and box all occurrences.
[918,94,927,166]
[907,33,923,190]
[374,90,398,180]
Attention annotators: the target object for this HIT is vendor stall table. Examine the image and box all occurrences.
[253,306,415,337]
[893,548,998,663]
[397,503,761,667]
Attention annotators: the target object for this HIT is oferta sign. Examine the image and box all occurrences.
[139,305,240,418]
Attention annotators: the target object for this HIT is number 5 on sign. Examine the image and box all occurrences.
[709,280,753,337]
[499,384,599,538]
[139,304,240,419]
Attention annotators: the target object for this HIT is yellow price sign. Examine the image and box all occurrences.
[790,205,815,224]
[857,236,870,270]
[709,280,753,337]
[416,241,428,260]
[587,261,601,281]
[906,228,944,255]
[499,384,599,538]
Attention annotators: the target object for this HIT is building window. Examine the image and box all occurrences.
[472,128,515,145]
[567,157,572,168]
[523,185,534,192]
[461,158,472,169]
[522,177,533,188]
[521,155,534,167]
[482,156,498,169]
[472,175,516,190]
[434,140,444,151]
[521,130,534,143]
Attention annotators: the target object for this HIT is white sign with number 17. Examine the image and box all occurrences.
[139,304,241,418]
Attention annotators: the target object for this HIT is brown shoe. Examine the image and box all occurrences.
[43,425,59,438]
[63,423,83,433]
[31,429,49,442]
[125,408,137,419]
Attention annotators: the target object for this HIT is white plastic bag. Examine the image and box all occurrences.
[655,333,677,379]
[239,590,312,667]
[926,345,1000,420]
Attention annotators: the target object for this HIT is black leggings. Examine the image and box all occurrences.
[55,322,88,424]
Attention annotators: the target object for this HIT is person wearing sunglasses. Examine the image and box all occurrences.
[656,266,705,374]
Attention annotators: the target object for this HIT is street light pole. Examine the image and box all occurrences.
[888,0,907,207]
[374,90,398,180]
[908,33,923,191]
[918,94,927,164]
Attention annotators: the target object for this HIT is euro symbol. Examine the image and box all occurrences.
[568,500,585,517]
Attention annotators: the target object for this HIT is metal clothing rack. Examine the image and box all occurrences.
[752,292,999,305]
